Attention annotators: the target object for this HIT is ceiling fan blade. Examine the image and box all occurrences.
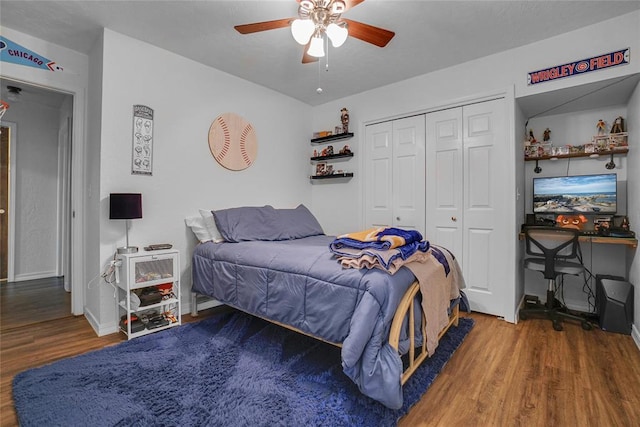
[342,18,395,47]
[234,18,293,34]
[343,0,366,11]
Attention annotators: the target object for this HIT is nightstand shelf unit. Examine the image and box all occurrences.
[116,249,181,339]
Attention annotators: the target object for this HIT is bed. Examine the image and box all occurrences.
[189,205,465,409]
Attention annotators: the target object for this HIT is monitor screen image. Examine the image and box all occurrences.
[533,173,617,214]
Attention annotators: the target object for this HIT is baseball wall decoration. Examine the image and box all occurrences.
[208,112,258,170]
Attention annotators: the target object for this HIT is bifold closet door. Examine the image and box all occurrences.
[364,115,425,234]
[426,98,509,317]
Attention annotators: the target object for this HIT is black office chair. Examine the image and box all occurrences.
[519,227,592,331]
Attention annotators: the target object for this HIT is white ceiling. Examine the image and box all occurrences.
[1,1,639,106]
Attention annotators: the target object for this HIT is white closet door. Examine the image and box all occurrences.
[365,116,425,234]
[392,115,426,234]
[365,121,393,228]
[425,108,464,261]
[462,98,508,316]
[426,98,508,317]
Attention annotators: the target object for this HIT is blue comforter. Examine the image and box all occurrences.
[191,235,423,409]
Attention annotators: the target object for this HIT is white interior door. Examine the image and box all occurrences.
[392,115,425,234]
[462,99,508,316]
[365,121,393,228]
[426,99,508,317]
[426,108,464,260]
[365,117,425,233]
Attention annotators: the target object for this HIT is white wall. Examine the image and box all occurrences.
[626,80,640,346]
[310,11,640,235]
[1,97,60,280]
[91,29,314,334]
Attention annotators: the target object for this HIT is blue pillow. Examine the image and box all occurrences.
[213,204,324,242]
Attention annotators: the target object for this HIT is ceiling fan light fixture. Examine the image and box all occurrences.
[307,34,325,58]
[326,22,348,47]
[291,18,315,45]
[300,0,315,11]
[331,1,346,14]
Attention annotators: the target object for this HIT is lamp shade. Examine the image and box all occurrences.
[109,193,142,219]
[326,23,348,48]
[291,18,315,45]
[307,35,325,58]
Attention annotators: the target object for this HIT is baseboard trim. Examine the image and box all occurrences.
[13,271,58,282]
[84,308,118,337]
[632,324,640,352]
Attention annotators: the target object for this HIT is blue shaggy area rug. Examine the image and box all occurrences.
[13,311,474,427]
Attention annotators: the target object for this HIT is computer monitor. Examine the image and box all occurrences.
[533,173,617,214]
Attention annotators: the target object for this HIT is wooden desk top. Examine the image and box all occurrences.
[518,232,638,248]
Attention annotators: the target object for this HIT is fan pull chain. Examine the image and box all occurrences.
[316,56,322,94]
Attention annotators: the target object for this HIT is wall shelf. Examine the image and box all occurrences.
[311,132,354,144]
[310,173,354,180]
[310,153,354,162]
[525,147,628,161]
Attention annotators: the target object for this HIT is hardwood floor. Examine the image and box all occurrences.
[1,310,639,426]
[0,277,71,332]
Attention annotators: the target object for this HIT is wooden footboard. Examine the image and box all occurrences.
[388,281,460,385]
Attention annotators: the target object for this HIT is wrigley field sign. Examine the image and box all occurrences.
[528,48,629,85]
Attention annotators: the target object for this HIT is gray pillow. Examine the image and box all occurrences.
[213,204,324,242]
[276,204,324,239]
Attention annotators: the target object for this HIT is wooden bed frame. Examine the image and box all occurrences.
[191,280,460,385]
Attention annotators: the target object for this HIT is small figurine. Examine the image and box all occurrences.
[339,144,352,155]
[326,145,334,156]
[543,128,551,142]
[528,129,537,144]
[621,216,630,231]
[610,116,625,134]
[597,119,607,135]
[341,108,350,134]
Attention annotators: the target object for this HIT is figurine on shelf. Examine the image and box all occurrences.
[621,216,630,231]
[339,144,352,155]
[610,116,625,134]
[326,145,334,156]
[341,108,350,134]
[597,119,607,135]
[313,149,318,157]
[528,129,537,144]
[543,128,551,142]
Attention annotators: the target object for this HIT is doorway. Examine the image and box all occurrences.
[0,81,73,328]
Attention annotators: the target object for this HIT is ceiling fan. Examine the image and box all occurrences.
[234,0,395,64]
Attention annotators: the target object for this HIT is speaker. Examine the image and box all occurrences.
[596,275,634,335]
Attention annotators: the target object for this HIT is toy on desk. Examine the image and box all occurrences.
[556,214,588,230]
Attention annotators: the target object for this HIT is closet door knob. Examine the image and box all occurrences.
[451,216,457,222]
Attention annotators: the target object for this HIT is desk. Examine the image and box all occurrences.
[520,229,636,312]
[518,232,637,248]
